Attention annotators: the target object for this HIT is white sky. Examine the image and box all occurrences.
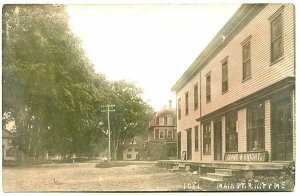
[65,4,241,111]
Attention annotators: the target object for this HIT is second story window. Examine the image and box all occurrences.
[194,83,199,110]
[206,74,211,103]
[185,92,189,115]
[271,9,283,63]
[222,60,228,93]
[167,115,173,125]
[178,99,181,120]
[158,117,164,125]
[242,37,251,80]
[164,116,167,125]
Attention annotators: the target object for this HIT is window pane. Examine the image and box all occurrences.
[243,42,250,61]
[206,75,211,102]
[271,14,282,40]
[243,60,251,79]
[271,38,283,62]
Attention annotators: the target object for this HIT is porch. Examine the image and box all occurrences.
[158,159,290,170]
[158,159,291,181]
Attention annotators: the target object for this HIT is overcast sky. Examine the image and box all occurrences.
[66,4,241,111]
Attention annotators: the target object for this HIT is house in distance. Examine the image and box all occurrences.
[146,100,177,160]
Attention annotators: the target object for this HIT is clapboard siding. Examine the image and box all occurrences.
[175,4,294,162]
[200,4,295,117]
[177,72,201,161]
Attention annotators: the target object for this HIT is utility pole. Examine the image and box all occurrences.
[101,104,115,162]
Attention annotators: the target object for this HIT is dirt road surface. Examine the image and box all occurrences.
[2,161,208,192]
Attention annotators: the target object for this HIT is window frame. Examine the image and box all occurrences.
[247,101,265,152]
[203,122,211,155]
[185,91,189,115]
[194,83,199,110]
[194,125,199,151]
[206,73,211,103]
[221,56,229,93]
[178,98,181,120]
[225,110,238,152]
[159,129,165,139]
[241,35,252,81]
[269,6,284,65]
[167,129,173,139]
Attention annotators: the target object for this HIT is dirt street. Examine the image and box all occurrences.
[2,161,207,192]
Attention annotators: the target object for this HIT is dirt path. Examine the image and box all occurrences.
[2,162,207,192]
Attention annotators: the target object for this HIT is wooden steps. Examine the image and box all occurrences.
[200,169,240,182]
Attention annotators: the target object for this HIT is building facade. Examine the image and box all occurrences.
[172,4,295,163]
[147,102,177,160]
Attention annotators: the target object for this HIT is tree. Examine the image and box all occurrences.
[2,5,153,159]
[108,80,153,160]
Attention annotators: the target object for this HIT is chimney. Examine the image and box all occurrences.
[169,100,172,109]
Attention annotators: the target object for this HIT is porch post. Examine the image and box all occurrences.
[264,99,271,162]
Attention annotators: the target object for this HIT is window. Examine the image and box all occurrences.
[185,92,189,115]
[206,74,211,103]
[203,122,211,154]
[127,154,132,159]
[178,99,181,120]
[159,129,165,139]
[155,129,159,140]
[167,115,173,125]
[167,130,173,139]
[225,111,238,152]
[164,116,167,125]
[247,102,265,151]
[242,38,251,80]
[194,126,199,151]
[194,84,199,110]
[158,117,164,125]
[6,148,15,157]
[222,60,228,92]
[271,10,283,63]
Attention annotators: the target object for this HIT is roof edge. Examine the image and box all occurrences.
[171,4,268,92]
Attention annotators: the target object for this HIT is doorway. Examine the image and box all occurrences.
[187,129,192,160]
[271,97,293,161]
[214,121,222,161]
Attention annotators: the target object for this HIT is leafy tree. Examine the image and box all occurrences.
[108,80,153,160]
[2,4,153,160]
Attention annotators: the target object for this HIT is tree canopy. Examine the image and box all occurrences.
[2,5,153,159]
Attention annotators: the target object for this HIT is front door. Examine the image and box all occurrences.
[271,98,293,161]
[187,129,192,160]
[214,121,222,160]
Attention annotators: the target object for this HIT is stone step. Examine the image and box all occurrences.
[207,173,232,181]
[172,165,186,172]
[199,176,222,182]
[215,169,240,176]
[168,168,179,173]
[178,163,185,168]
